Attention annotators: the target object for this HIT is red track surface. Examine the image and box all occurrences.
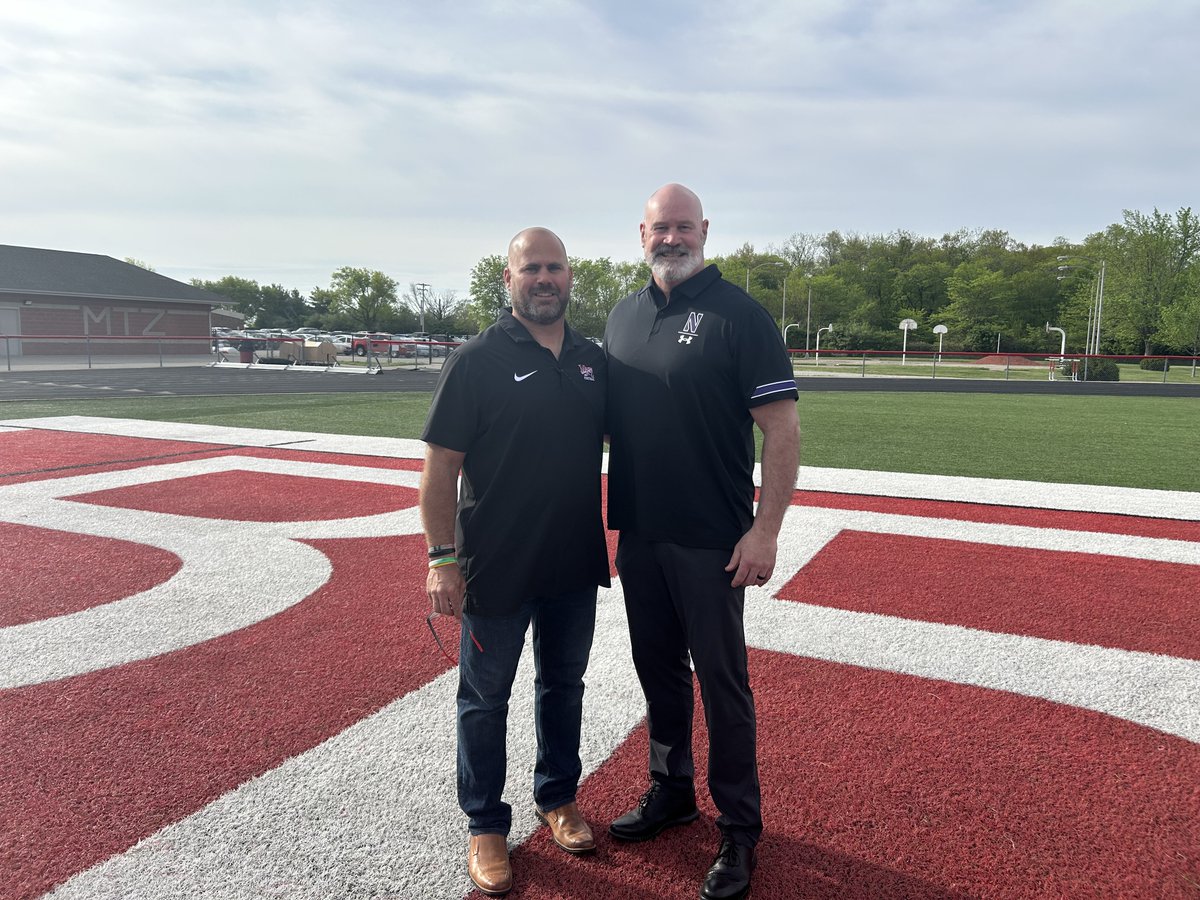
[0,523,180,626]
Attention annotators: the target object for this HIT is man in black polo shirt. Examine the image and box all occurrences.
[420,227,609,896]
[604,185,801,900]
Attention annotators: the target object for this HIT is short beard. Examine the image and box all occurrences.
[647,246,702,285]
[512,287,569,325]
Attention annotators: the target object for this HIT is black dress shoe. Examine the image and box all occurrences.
[699,839,756,900]
[608,781,699,842]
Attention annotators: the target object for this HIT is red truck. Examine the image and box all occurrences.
[350,333,392,357]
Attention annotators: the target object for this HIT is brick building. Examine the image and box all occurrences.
[0,244,230,358]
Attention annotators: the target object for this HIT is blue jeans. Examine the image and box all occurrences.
[457,585,597,836]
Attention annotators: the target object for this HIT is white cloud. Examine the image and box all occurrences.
[1,0,1195,294]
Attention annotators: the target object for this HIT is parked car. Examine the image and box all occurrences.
[350,333,392,356]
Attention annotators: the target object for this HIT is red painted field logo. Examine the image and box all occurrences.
[1,419,1197,900]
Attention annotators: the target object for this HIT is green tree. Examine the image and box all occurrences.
[256,284,309,328]
[1158,264,1200,357]
[772,233,824,274]
[192,276,263,325]
[941,261,1016,350]
[322,267,399,331]
[568,257,643,338]
[892,261,951,315]
[465,255,508,332]
[1101,208,1200,354]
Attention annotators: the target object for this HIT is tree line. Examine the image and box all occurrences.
[195,206,1199,357]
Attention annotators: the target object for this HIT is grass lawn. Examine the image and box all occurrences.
[2,391,1197,492]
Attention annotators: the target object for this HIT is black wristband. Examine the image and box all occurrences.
[428,543,456,558]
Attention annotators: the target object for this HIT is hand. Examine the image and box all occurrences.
[427,563,466,620]
[725,526,777,588]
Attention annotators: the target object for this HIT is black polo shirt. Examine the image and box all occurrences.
[604,264,799,549]
[422,308,610,616]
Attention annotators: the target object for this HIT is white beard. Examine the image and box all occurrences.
[648,247,702,285]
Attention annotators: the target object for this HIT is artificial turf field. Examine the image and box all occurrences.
[1,414,1197,899]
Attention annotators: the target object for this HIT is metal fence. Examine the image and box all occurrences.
[789,348,1199,384]
[0,334,453,373]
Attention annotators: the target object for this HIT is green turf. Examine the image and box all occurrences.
[796,393,1199,491]
[2,391,1197,491]
[0,394,432,440]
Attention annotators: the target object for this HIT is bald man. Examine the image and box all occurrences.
[604,186,801,900]
[420,227,609,896]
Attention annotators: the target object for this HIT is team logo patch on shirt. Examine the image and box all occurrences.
[678,310,704,344]
[578,364,595,382]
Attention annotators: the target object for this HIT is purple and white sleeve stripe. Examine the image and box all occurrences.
[751,379,797,400]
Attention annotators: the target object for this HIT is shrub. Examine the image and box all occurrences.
[1081,357,1120,381]
[1139,357,1169,371]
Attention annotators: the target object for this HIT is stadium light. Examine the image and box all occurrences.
[744,260,786,294]
[1055,256,1106,357]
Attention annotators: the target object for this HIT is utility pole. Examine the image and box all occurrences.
[805,279,813,356]
[414,282,430,333]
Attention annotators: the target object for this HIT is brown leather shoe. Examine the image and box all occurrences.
[535,801,596,854]
[468,833,512,895]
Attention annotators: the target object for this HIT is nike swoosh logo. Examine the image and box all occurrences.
[513,371,537,382]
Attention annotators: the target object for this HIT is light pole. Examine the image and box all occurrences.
[779,264,797,339]
[745,260,786,293]
[745,260,787,330]
[1056,256,1106,356]
[815,324,832,364]
[414,282,430,333]
[805,277,813,356]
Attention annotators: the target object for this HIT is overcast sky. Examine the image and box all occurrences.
[2,0,1196,296]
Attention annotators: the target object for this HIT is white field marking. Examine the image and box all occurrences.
[5,417,1198,520]
[778,464,1199,520]
[0,416,430,462]
[0,456,425,688]
[745,599,1200,745]
[779,505,1200,566]
[46,590,644,900]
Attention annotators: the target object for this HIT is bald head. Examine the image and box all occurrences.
[641,183,708,288]
[507,227,567,266]
[644,183,704,224]
[503,226,572,327]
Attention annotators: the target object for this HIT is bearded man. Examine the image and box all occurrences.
[603,185,801,900]
[420,227,609,895]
